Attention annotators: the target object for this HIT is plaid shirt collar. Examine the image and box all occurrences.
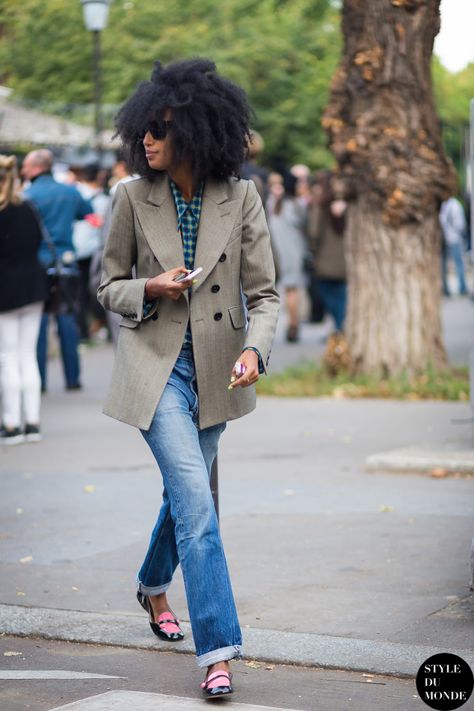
[169,179,203,231]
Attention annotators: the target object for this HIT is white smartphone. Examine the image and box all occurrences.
[173,266,203,283]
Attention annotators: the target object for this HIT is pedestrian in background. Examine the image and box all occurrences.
[241,130,268,202]
[290,163,312,207]
[0,156,46,444]
[267,171,307,342]
[72,162,110,340]
[306,170,347,333]
[89,150,138,346]
[98,57,279,698]
[22,149,92,391]
[440,195,468,296]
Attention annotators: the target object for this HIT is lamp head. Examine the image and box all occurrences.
[81,0,111,31]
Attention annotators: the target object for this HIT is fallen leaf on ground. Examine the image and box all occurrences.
[83,485,96,494]
[16,591,26,597]
[379,505,394,513]
[4,651,22,656]
[19,556,32,564]
[245,660,265,669]
[430,468,448,478]
[72,587,79,591]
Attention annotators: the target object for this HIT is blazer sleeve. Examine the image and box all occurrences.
[240,180,280,371]
[97,183,157,322]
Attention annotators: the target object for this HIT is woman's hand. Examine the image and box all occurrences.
[145,267,192,301]
[228,350,260,389]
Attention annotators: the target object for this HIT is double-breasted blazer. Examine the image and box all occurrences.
[98,173,279,430]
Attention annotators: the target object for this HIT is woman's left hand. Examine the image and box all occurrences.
[228,350,260,389]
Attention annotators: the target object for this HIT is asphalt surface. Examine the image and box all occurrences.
[0,294,473,711]
[0,636,422,711]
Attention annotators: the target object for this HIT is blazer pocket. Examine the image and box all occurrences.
[228,305,246,329]
[120,317,140,329]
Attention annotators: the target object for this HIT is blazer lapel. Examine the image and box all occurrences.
[134,174,185,272]
[193,178,240,292]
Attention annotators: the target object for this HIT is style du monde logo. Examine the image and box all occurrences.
[416,653,474,710]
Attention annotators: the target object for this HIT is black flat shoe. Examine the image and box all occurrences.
[136,591,184,641]
[201,670,233,698]
[286,325,299,343]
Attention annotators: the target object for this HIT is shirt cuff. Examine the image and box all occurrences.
[242,346,265,374]
[142,297,155,318]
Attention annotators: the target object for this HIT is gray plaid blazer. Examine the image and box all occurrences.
[98,174,279,430]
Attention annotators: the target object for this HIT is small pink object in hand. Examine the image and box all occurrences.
[228,361,246,389]
[234,362,246,377]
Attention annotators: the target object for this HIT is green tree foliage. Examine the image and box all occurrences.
[0,0,341,167]
[432,56,473,186]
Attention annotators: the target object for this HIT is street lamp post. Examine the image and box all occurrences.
[80,0,111,155]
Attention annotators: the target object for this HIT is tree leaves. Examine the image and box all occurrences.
[0,0,340,166]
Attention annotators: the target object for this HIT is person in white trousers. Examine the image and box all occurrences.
[0,155,47,444]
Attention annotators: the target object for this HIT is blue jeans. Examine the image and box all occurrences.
[317,278,347,332]
[138,344,242,667]
[37,313,81,390]
[442,241,467,295]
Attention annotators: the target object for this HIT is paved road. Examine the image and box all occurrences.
[0,636,422,711]
[0,295,473,711]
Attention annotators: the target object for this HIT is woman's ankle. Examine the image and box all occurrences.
[208,661,230,675]
[148,593,170,617]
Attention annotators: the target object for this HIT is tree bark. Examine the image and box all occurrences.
[323,0,456,375]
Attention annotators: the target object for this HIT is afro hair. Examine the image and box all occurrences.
[115,58,252,183]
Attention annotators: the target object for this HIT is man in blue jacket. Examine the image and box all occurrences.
[22,149,93,391]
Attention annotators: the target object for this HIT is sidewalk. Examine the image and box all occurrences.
[0,297,473,690]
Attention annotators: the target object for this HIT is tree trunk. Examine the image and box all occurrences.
[323,0,456,375]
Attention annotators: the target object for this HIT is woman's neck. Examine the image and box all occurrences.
[168,163,195,202]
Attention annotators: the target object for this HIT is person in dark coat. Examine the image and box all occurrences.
[0,155,47,444]
[22,149,92,391]
[306,170,347,332]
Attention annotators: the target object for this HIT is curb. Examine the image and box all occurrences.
[1,604,473,679]
[366,446,474,475]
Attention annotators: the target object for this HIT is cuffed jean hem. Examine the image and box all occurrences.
[197,644,243,669]
[137,579,171,596]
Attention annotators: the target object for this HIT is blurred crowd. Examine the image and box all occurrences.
[0,148,134,444]
[0,132,471,445]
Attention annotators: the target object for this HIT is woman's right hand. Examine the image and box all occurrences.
[145,267,191,301]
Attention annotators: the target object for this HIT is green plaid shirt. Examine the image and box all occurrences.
[170,180,203,271]
[170,180,203,345]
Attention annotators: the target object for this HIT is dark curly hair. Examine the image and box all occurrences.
[115,58,252,183]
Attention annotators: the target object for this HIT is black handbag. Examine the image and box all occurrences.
[44,258,81,315]
[32,206,81,315]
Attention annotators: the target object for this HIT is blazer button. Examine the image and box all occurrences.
[218,253,227,262]
[214,312,223,321]
[211,284,220,293]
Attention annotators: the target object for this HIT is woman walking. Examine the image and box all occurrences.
[267,172,307,342]
[98,58,279,697]
[0,156,46,444]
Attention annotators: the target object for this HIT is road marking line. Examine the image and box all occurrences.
[49,690,300,710]
[0,670,124,680]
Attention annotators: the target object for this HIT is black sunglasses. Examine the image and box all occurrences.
[141,119,173,141]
